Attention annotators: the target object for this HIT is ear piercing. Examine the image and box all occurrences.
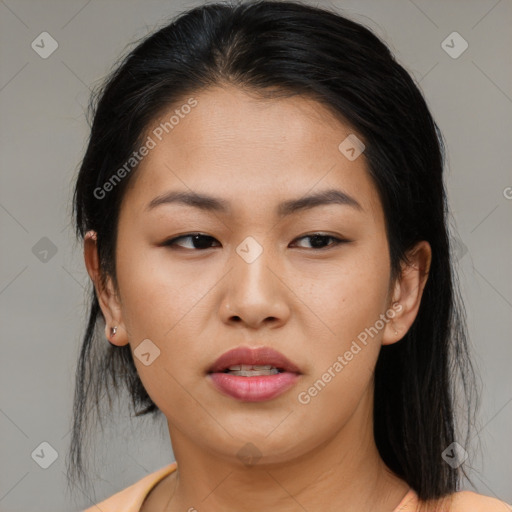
[106,326,119,347]
[107,326,119,347]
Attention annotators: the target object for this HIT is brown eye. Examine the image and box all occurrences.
[292,233,348,250]
[163,233,220,250]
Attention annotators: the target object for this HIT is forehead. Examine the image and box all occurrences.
[120,85,382,222]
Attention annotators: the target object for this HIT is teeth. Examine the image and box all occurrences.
[228,368,280,377]
[228,364,274,371]
[224,364,280,376]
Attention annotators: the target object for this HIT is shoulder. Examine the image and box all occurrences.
[82,462,178,512]
[446,490,512,512]
[399,489,511,512]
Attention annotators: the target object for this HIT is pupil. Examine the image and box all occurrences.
[310,235,327,248]
[193,234,212,249]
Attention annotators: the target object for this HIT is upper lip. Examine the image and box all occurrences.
[208,346,302,374]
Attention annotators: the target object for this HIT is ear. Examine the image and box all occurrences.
[84,230,129,346]
[382,240,432,346]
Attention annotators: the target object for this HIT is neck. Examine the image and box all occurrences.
[157,390,410,512]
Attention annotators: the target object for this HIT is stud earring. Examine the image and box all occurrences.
[107,326,119,347]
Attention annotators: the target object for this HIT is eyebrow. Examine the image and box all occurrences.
[145,188,363,216]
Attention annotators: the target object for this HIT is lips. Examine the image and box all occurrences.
[207,346,301,374]
[206,346,302,402]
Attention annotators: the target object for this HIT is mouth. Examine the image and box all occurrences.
[218,364,284,376]
[206,346,302,402]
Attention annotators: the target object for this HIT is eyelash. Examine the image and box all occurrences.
[161,233,349,251]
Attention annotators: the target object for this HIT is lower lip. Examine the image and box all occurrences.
[207,372,300,402]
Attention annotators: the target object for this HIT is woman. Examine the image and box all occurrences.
[68,1,511,511]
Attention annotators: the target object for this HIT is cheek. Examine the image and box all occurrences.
[114,240,214,388]
[115,240,207,337]
[294,263,387,423]
[294,247,390,395]
[301,251,390,340]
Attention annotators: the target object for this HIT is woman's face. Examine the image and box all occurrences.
[88,84,427,466]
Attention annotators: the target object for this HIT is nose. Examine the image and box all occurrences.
[219,240,291,330]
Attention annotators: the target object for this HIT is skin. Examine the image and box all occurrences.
[84,84,431,512]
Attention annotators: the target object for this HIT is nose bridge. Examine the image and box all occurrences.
[221,234,289,326]
[232,234,275,294]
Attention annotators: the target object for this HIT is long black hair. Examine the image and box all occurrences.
[67,0,478,505]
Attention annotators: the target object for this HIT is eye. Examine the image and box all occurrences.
[161,232,349,251]
[292,233,348,250]
[162,233,220,250]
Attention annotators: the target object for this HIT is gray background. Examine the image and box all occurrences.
[0,0,511,510]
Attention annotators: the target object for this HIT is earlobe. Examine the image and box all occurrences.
[104,323,128,347]
[381,299,403,346]
[84,230,129,347]
[382,241,432,346]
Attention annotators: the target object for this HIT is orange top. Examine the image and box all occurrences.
[82,462,512,512]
